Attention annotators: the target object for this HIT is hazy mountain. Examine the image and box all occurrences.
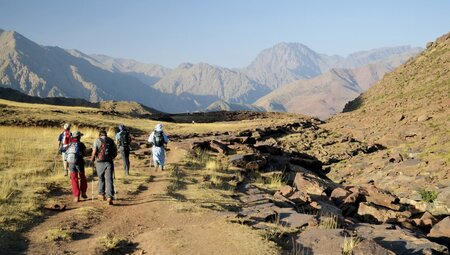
[0,29,196,113]
[153,63,271,108]
[254,62,396,119]
[67,50,171,86]
[206,100,265,112]
[243,42,422,89]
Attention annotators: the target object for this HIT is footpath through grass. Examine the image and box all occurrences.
[0,126,152,251]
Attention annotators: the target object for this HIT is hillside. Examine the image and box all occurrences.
[153,63,270,108]
[205,100,264,112]
[324,32,450,207]
[67,50,171,86]
[255,62,396,119]
[243,42,421,89]
[0,30,197,113]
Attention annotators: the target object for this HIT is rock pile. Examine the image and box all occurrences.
[189,120,450,254]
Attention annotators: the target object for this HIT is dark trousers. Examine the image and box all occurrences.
[120,147,130,175]
[96,161,114,198]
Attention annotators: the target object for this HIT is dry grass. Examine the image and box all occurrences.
[43,227,73,242]
[319,214,339,230]
[0,126,66,233]
[99,233,128,251]
[342,236,362,255]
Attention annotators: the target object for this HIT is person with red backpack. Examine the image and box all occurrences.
[58,123,72,176]
[66,131,88,202]
[148,123,169,171]
[89,130,117,205]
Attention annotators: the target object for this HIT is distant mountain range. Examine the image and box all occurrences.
[0,28,422,116]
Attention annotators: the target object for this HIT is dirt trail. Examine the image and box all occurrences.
[23,139,277,255]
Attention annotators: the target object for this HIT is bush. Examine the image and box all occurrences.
[418,189,438,203]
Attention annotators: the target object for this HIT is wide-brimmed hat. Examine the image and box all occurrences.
[73,131,84,137]
[99,130,107,136]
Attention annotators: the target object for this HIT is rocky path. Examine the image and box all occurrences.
[23,138,277,255]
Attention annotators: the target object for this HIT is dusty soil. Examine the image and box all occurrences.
[22,139,278,255]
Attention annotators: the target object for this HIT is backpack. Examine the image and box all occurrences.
[60,130,72,152]
[153,131,166,147]
[66,142,82,164]
[119,130,131,148]
[97,137,117,162]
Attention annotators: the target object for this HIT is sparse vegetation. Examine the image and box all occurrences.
[342,236,362,255]
[319,214,339,229]
[43,227,73,241]
[99,233,128,251]
[418,189,439,203]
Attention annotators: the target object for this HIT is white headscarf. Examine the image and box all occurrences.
[155,123,163,132]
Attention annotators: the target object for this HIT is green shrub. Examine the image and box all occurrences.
[418,189,438,203]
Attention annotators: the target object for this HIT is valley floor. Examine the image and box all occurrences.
[22,138,278,255]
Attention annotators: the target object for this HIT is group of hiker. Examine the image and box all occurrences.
[57,123,169,205]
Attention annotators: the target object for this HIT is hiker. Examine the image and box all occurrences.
[115,124,131,175]
[66,131,88,202]
[58,123,72,176]
[148,123,169,171]
[89,130,117,205]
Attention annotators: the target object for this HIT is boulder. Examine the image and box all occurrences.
[294,229,349,255]
[354,223,448,255]
[293,171,335,196]
[417,114,431,122]
[278,185,294,197]
[365,185,400,210]
[428,216,450,247]
[357,202,411,224]
[209,140,230,155]
[352,239,395,255]
[237,130,252,137]
[228,153,266,169]
[288,191,311,205]
[412,212,439,229]
[331,187,352,206]
[277,207,318,228]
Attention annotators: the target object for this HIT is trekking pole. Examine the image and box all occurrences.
[112,168,117,200]
[91,163,95,202]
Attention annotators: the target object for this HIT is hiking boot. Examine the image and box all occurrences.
[81,192,88,199]
[106,197,113,205]
[98,195,106,201]
[73,196,79,202]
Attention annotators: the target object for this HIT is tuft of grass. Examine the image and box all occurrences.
[342,236,362,255]
[43,227,73,242]
[319,214,339,230]
[266,173,284,189]
[100,233,128,251]
[418,189,438,203]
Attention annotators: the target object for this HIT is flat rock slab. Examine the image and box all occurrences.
[354,223,448,254]
[295,229,348,255]
[276,207,317,228]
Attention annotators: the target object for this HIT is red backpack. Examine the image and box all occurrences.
[97,137,117,162]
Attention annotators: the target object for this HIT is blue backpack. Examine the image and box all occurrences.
[66,142,82,164]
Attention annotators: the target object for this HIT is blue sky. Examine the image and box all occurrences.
[1,0,449,68]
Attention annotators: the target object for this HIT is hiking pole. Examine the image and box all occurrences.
[91,163,95,202]
[113,169,118,201]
